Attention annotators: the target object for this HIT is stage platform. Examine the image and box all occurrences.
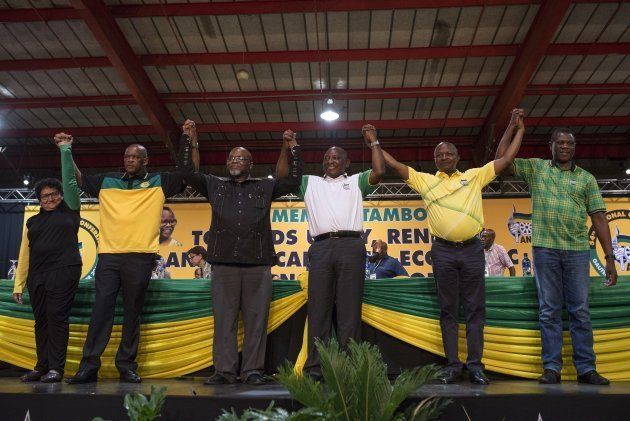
[0,376,629,421]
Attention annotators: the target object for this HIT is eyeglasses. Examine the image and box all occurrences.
[161,219,177,227]
[227,156,251,163]
[40,191,61,203]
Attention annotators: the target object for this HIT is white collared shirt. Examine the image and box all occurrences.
[298,171,375,237]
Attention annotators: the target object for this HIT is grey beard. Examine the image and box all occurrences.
[229,169,242,177]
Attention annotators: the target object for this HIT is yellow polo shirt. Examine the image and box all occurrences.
[405,162,496,242]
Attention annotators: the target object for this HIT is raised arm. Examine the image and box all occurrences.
[275,130,297,179]
[273,130,303,198]
[493,109,525,175]
[380,148,409,181]
[182,119,200,172]
[54,132,83,187]
[361,124,385,184]
[54,134,81,211]
[177,120,208,198]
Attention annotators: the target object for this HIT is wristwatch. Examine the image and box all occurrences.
[370,140,380,148]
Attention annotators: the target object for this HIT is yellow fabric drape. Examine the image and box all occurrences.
[0,291,307,378]
[362,304,630,380]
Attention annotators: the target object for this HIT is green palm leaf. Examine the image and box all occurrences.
[381,365,441,420]
[347,340,393,421]
[316,339,355,420]
[277,363,331,411]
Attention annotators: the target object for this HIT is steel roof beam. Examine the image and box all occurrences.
[475,0,572,163]
[2,43,628,71]
[2,83,629,110]
[69,0,179,155]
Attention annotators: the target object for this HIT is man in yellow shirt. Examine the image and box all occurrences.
[381,110,525,385]
[63,130,189,384]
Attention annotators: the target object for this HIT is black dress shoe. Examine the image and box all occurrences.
[538,369,561,384]
[66,370,98,384]
[437,369,462,384]
[243,373,267,385]
[41,370,63,383]
[469,370,490,385]
[120,370,142,383]
[20,370,43,382]
[203,373,232,385]
[577,370,610,386]
[306,372,323,382]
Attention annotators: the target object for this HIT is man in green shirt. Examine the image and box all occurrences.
[498,128,617,385]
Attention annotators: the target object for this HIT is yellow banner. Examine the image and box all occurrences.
[23,198,630,280]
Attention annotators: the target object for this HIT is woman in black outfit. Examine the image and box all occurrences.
[13,134,82,383]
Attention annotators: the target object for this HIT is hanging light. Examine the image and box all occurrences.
[236,68,250,80]
[23,174,32,186]
[625,168,630,176]
[320,97,339,121]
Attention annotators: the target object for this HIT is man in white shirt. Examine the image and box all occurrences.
[280,125,385,380]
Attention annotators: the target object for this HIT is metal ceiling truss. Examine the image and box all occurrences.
[2,179,628,203]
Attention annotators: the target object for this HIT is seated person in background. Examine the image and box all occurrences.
[151,255,171,279]
[188,246,211,279]
[366,240,408,279]
[481,229,515,277]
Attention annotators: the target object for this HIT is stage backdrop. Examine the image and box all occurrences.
[20,198,630,280]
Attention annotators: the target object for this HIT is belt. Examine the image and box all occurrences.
[432,235,479,248]
[313,231,362,241]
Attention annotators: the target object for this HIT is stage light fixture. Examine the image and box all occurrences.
[23,174,32,186]
[625,168,630,176]
[320,97,339,121]
[236,69,250,80]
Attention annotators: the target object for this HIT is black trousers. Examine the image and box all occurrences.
[305,237,366,374]
[78,253,154,373]
[431,239,486,372]
[211,264,272,381]
[27,265,81,374]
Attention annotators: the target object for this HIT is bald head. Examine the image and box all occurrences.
[126,144,147,159]
[434,142,458,157]
[433,141,460,175]
[123,144,149,175]
[230,147,252,161]
[481,229,496,250]
[227,146,253,180]
[323,146,350,178]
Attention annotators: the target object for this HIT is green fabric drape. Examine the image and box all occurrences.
[363,276,630,330]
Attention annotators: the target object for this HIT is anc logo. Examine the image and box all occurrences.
[78,217,99,280]
[507,205,532,243]
[589,209,630,276]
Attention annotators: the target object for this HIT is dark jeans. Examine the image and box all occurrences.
[78,253,154,374]
[532,247,595,375]
[305,237,366,374]
[27,265,81,374]
[211,264,272,381]
[431,239,485,372]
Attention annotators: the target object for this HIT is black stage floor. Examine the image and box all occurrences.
[1,377,629,421]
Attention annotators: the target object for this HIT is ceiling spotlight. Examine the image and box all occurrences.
[267,168,274,179]
[23,174,32,186]
[320,97,340,122]
[236,68,250,80]
[625,168,630,176]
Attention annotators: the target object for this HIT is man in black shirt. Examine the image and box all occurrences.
[179,120,302,385]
